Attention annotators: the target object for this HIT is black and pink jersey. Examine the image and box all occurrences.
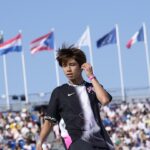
[45,82,114,150]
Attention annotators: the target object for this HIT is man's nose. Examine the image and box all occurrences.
[66,65,71,71]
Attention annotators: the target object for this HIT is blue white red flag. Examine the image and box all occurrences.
[0,33,22,56]
[126,26,144,48]
[30,32,54,54]
[96,28,116,48]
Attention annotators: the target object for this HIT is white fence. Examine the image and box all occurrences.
[0,87,150,111]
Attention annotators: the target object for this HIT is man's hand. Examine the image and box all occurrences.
[36,141,43,150]
[81,63,93,78]
[82,63,112,105]
[36,120,53,150]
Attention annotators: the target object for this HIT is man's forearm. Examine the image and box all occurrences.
[38,120,53,144]
[91,77,112,105]
[81,63,112,105]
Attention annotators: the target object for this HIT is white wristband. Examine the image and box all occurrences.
[37,140,42,145]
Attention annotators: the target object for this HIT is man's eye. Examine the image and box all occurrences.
[70,63,76,66]
[62,64,67,67]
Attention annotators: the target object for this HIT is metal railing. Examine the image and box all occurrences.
[0,87,150,111]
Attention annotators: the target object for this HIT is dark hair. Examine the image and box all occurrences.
[56,44,86,67]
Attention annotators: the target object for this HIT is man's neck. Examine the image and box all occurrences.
[69,77,84,85]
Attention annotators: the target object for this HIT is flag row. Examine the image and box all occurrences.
[0,32,54,55]
[0,24,147,56]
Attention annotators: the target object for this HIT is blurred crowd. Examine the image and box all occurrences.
[0,108,39,150]
[0,107,57,150]
[0,100,149,150]
[102,100,150,150]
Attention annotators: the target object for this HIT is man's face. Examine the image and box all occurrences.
[62,58,82,81]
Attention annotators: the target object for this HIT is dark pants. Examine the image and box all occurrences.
[69,139,109,150]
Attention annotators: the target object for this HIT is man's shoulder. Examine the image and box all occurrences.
[52,81,94,92]
[52,83,69,92]
[57,83,69,89]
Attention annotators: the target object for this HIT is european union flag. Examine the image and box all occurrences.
[96,28,116,48]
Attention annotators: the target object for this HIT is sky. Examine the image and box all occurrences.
[0,0,150,98]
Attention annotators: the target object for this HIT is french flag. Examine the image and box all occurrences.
[0,33,22,56]
[30,32,54,54]
[126,26,144,49]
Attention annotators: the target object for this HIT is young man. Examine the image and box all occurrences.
[36,45,114,150]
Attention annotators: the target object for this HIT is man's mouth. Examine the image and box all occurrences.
[66,74,73,77]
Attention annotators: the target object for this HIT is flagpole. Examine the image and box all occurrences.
[54,50,60,86]
[87,26,94,68]
[21,50,29,103]
[142,23,150,87]
[19,30,29,104]
[0,31,10,110]
[3,55,10,110]
[115,24,125,101]
[52,28,60,86]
